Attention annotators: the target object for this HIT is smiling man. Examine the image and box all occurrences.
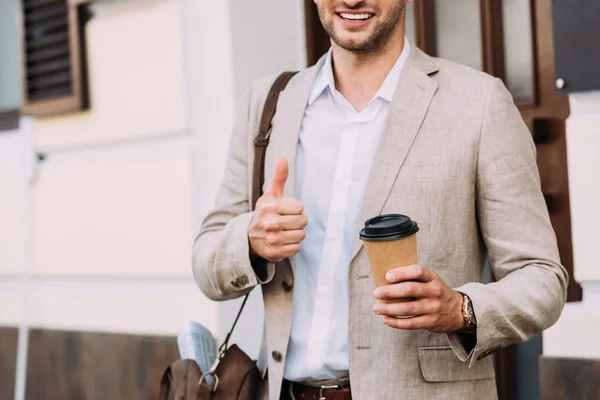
[193,0,568,399]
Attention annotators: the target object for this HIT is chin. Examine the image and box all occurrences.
[334,33,372,51]
[339,43,371,53]
[336,39,375,53]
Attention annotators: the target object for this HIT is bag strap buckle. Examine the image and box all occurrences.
[199,348,225,392]
[199,371,220,393]
[254,128,272,147]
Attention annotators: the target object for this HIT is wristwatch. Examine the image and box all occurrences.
[459,292,477,333]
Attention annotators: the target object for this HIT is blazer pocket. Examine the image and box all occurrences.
[418,346,495,382]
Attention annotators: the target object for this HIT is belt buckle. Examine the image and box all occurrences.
[319,384,340,400]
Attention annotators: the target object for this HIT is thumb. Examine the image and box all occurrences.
[265,157,288,198]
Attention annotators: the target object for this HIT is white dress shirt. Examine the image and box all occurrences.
[284,38,411,381]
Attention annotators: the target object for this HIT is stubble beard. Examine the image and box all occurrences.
[319,1,406,54]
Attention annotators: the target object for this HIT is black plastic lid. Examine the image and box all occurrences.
[359,214,419,242]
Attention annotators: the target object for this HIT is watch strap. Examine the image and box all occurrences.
[456,292,477,334]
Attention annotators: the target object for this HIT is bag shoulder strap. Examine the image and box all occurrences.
[252,71,298,210]
[221,71,298,354]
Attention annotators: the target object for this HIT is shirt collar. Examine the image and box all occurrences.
[308,37,412,106]
[308,50,335,106]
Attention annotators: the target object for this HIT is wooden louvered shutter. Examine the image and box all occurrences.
[21,0,90,117]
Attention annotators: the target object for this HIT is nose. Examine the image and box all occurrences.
[342,0,367,8]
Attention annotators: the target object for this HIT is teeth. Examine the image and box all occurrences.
[340,13,372,21]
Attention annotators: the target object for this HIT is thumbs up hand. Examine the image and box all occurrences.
[248,158,308,262]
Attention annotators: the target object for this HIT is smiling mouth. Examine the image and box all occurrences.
[338,12,374,22]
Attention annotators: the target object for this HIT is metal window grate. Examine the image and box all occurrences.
[21,0,90,117]
[23,0,73,102]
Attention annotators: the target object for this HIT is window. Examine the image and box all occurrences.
[20,0,91,117]
[434,0,483,71]
[501,0,535,103]
[412,0,537,105]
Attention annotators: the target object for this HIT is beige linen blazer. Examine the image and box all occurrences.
[192,47,568,400]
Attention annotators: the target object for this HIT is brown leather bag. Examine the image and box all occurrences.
[159,71,297,400]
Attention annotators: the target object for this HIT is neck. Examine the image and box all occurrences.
[331,28,405,112]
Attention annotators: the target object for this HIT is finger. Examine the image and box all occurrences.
[264,243,301,262]
[279,215,308,231]
[264,157,288,199]
[382,315,435,330]
[277,198,304,215]
[386,264,435,283]
[259,216,281,232]
[278,243,302,259]
[280,229,306,245]
[374,281,428,300]
[373,299,436,317]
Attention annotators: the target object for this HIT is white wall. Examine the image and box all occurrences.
[33,137,193,278]
[543,91,600,358]
[0,124,35,330]
[180,0,237,234]
[0,0,217,337]
[565,92,600,283]
[0,132,30,278]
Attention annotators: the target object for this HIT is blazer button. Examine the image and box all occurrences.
[281,280,293,292]
[272,351,282,362]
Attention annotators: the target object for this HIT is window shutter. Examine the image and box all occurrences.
[21,0,90,117]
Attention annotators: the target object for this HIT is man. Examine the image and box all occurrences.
[193,0,568,398]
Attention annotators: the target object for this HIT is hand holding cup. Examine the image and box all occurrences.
[372,264,466,334]
[359,214,466,333]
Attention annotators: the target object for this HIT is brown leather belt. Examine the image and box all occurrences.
[282,378,352,400]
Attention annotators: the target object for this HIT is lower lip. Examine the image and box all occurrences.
[336,14,373,29]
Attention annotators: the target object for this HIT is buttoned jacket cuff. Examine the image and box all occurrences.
[215,212,276,294]
[447,282,503,368]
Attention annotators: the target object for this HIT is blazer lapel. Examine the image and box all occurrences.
[268,58,325,199]
[350,48,440,262]
[267,57,325,276]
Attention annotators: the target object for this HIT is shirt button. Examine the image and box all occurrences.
[282,280,293,293]
[272,351,283,362]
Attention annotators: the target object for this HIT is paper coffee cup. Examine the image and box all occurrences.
[359,214,419,304]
